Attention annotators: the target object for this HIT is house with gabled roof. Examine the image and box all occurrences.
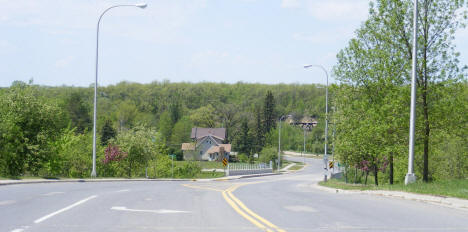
[181,128,231,161]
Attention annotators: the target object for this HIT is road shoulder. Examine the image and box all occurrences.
[313,181,468,212]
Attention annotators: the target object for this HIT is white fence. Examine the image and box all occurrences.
[226,161,273,176]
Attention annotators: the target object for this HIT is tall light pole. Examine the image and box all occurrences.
[91,3,147,177]
[405,0,418,185]
[278,116,285,172]
[303,127,306,164]
[304,64,329,181]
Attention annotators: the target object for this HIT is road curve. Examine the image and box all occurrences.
[1,157,468,232]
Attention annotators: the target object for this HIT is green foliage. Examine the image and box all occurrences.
[0,83,66,177]
[170,116,193,148]
[65,92,91,133]
[333,0,468,184]
[234,119,253,156]
[189,105,217,128]
[258,146,277,169]
[147,155,172,178]
[174,161,201,178]
[159,111,173,143]
[109,126,167,177]
[263,90,276,133]
[265,122,323,154]
[51,128,95,178]
[237,153,250,163]
[101,119,116,146]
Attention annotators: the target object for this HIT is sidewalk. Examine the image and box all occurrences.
[314,182,468,212]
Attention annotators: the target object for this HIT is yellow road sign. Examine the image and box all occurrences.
[222,158,228,167]
[329,161,334,169]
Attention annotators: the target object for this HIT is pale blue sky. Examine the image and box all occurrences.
[1,0,467,87]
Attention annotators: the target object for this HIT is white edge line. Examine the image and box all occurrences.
[34,195,97,224]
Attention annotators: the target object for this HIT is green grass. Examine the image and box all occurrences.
[0,175,69,180]
[195,172,226,179]
[320,178,468,200]
[174,160,225,169]
[288,164,305,171]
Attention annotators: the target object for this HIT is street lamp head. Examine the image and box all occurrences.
[135,3,147,9]
[304,64,313,69]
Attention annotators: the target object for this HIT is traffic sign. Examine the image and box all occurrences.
[329,161,334,169]
[222,157,228,167]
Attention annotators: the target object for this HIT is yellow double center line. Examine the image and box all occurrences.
[222,184,286,232]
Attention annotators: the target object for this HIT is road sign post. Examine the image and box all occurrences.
[323,155,329,182]
[222,157,228,176]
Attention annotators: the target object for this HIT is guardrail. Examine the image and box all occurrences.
[226,161,273,176]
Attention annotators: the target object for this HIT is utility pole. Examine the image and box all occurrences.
[303,127,306,164]
[405,0,418,185]
[278,116,284,172]
[304,65,329,181]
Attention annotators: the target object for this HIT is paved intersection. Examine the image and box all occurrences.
[1,157,468,232]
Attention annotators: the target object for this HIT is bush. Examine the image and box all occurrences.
[175,161,201,178]
[237,153,250,163]
[147,155,172,178]
[48,128,95,178]
[259,146,278,169]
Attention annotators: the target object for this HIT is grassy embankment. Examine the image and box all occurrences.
[320,177,468,200]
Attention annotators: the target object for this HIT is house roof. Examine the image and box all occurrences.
[300,116,318,124]
[191,128,226,140]
[181,143,196,151]
[206,144,232,154]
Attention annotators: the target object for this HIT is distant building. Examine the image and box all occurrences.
[181,128,231,161]
[286,115,318,131]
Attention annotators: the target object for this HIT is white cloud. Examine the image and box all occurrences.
[281,0,300,8]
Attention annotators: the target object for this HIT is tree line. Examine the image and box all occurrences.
[0,81,327,177]
[332,0,468,185]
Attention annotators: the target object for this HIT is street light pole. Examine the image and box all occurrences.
[304,65,329,181]
[405,0,418,185]
[303,127,306,164]
[278,116,284,172]
[91,3,147,178]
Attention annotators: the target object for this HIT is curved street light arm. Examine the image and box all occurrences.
[92,4,147,178]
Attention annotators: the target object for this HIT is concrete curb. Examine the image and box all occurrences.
[0,172,282,186]
[0,178,191,186]
[313,182,468,212]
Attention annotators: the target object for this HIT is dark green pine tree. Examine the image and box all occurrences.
[254,108,264,153]
[263,90,276,133]
[101,120,116,146]
[236,119,253,156]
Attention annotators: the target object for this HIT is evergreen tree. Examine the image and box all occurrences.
[101,119,116,146]
[236,118,253,156]
[263,90,276,133]
[254,108,264,153]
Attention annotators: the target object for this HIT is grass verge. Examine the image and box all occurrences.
[320,178,468,200]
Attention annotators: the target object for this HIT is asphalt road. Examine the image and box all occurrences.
[1,157,468,232]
